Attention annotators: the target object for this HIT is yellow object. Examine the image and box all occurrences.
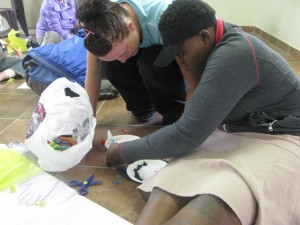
[34,200,46,207]
[0,149,42,191]
[9,185,16,193]
[6,29,28,55]
[6,78,15,83]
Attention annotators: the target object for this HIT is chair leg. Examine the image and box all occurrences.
[8,10,19,31]
[0,10,15,31]
[11,0,29,37]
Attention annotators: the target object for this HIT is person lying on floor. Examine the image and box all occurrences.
[22,32,119,100]
[93,0,300,225]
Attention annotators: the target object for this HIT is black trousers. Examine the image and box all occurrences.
[101,45,186,123]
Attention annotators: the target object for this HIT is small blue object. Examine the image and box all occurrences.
[53,137,61,144]
[114,180,120,185]
[76,28,85,38]
[68,175,102,196]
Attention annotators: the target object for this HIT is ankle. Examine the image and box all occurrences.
[5,69,16,78]
[0,69,16,81]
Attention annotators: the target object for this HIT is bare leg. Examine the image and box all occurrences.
[135,187,192,225]
[163,194,242,225]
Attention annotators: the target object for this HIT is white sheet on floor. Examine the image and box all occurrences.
[17,82,30,89]
[0,172,133,225]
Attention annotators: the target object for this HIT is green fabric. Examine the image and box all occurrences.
[0,149,42,191]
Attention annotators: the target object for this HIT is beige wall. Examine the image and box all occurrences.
[207,0,300,50]
[206,0,258,26]
[255,0,300,50]
[1,0,299,50]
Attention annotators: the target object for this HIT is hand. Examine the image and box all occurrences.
[81,133,107,166]
[106,143,124,167]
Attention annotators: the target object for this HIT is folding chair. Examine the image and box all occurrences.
[0,0,29,37]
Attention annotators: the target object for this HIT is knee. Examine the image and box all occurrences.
[195,195,241,225]
[25,72,47,96]
[40,31,62,46]
[166,194,242,225]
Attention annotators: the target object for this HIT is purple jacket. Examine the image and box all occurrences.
[36,0,77,42]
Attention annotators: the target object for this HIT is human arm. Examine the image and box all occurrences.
[106,47,258,166]
[86,51,101,115]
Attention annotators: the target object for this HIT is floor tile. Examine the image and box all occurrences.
[97,97,164,126]
[0,77,34,95]
[96,97,137,125]
[0,118,30,144]
[0,79,38,119]
[56,166,145,224]
[0,94,37,118]
[0,118,15,133]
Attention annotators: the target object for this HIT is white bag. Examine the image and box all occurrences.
[25,78,96,172]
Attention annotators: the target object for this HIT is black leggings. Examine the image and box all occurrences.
[101,45,186,122]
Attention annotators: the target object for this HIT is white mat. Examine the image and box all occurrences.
[0,172,132,225]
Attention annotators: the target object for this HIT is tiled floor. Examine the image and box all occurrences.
[0,34,299,224]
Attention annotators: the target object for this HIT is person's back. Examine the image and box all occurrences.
[36,0,77,42]
[206,23,300,133]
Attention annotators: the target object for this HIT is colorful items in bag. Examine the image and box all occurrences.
[48,135,77,151]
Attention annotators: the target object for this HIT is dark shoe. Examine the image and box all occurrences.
[99,89,119,100]
[26,37,40,49]
[134,110,156,123]
[99,79,119,100]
